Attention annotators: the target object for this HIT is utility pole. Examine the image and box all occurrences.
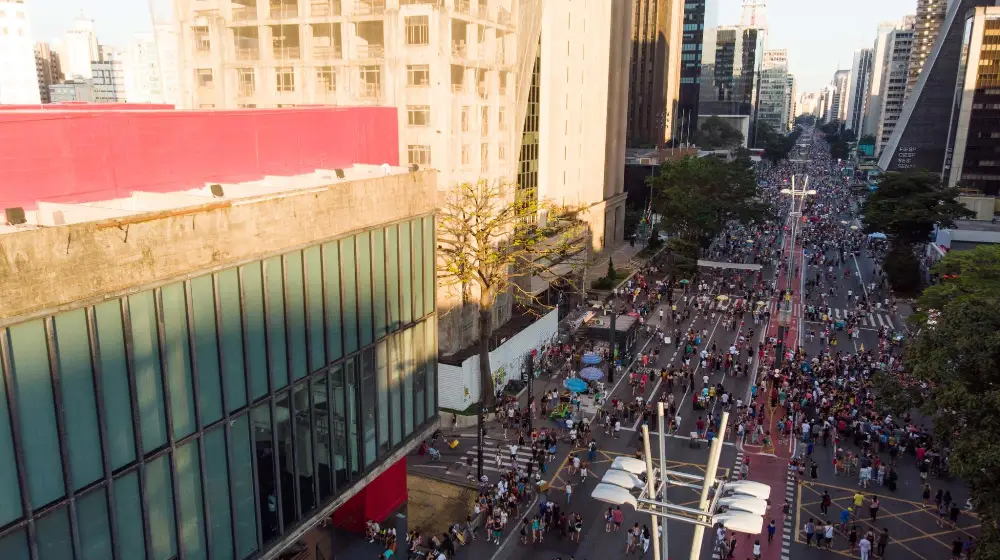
[523,352,534,432]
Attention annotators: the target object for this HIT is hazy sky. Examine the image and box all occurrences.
[31,0,917,93]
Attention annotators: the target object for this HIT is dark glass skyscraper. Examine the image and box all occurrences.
[679,0,707,143]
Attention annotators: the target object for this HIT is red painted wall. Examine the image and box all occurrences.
[0,106,399,211]
[331,457,408,533]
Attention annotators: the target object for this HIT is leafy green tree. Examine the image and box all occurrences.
[905,284,1000,559]
[648,156,770,275]
[918,245,1000,314]
[862,171,973,246]
[697,116,745,150]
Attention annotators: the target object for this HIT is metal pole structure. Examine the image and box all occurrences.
[688,411,730,560]
[477,402,484,481]
[524,352,534,432]
[657,402,669,559]
[642,425,662,560]
[608,306,617,384]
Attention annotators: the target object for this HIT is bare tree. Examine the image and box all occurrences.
[437,179,588,471]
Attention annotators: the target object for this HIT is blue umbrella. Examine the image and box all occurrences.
[581,352,602,365]
[579,367,604,381]
[564,378,588,393]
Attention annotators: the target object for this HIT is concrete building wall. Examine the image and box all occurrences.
[63,13,100,79]
[0,0,41,104]
[906,0,948,104]
[875,28,913,154]
[845,48,873,132]
[862,22,899,137]
[757,49,788,133]
[626,0,682,147]
[0,169,436,323]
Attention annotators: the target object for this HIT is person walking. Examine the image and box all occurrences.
[859,534,872,560]
[869,496,880,522]
[804,518,816,547]
[820,490,832,515]
[876,528,889,558]
[767,519,776,544]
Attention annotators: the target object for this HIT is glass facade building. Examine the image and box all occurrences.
[0,216,438,560]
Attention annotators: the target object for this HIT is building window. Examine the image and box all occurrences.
[276,67,295,92]
[406,64,430,87]
[480,143,489,173]
[359,65,381,98]
[193,26,211,52]
[317,66,336,92]
[238,103,257,108]
[461,106,470,132]
[408,145,431,166]
[461,144,470,165]
[498,107,506,130]
[407,105,430,126]
[237,68,255,96]
[199,104,216,108]
[196,69,213,87]
[480,106,489,136]
[405,16,429,46]
[499,143,506,161]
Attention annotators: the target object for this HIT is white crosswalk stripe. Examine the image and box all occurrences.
[801,308,896,328]
[452,444,542,476]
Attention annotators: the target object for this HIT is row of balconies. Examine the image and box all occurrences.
[228,1,513,24]
[224,38,501,66]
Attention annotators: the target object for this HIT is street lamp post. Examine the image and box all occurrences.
[777,177,816,363]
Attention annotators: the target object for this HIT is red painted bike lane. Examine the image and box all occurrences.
[733,226,801,560]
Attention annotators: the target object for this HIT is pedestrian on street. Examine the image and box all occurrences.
[767,519,776,543]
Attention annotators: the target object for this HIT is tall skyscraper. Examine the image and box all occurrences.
[880,0,995,173]
[785,74,796,130]
[797,91,819,117]
[875,26,914,153]
[63,12,100,79]
[0,0,41,104]
[34,42,62,104]
[626,0,685,147]
[91,58,125,103]
[845,48,874,132]
[830,69,851,125]
[678,0,707,144]
[756,49,790,133]
[943,5,1000,193]
[819,85,837,123]
[123,30,180,105]
[906,0,949,104]
[862,22,902,137]
[699,24,766,120]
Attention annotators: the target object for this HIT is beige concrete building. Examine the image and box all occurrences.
[905,0,948,105]
[538,0,630,250]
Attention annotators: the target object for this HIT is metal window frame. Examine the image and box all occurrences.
[258,261,285,539]
[42,317,84,559]
[152,287,183,559]
[0,330,39,560]
[237,264,266,554]
[212,272,241,558]
[280,254,303,524]
[301,248,325,511]
[184,279,214,557]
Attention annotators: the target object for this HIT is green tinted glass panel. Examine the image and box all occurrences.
[161,284,196,440]
[0,529,28,560]
[146,454,178,560]
[113,471,146,560]
[425,316,436,418]
[0,336,21,526]
[385,225,401,332]
[284,252,308,380]
[52,310,102,491]
[376,342,389,450]
[8,320,64,508]
[423,217,435,316]
[204,427,234,560]
[372,230,387,339]
[411,219,424,319]
[389,337,402,446]
[264,256,289,391]
[176,441,207,560]
[402,328,414,439]
[190,275,223,425]
[312,373,333,501]
[304,246,326,373]
[413,322,426,426]
[340,237,359,354]
[329,365,349,486]
[361,349,376,465]
[322,242,343,362]
[398,222,413,325]
[240,262,269,400]
[230,414,258,557]
[35,506,72,560]
[94,301,136,469]
[128,291,168,452]
[218,268,247,412]
[77,487,113,560]
[345,360,360,475]
[356,234,374,347]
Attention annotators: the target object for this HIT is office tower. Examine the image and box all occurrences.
[875,26,914,153]
[698,24,766,119]
[34,42,62,104]
[845,48,874,132]
[538,0,630,249]
[91,57,125,102]
[830,69,850,125]
[0,0,41,104]
[906,0,949,104]
[63,12,100,79]
[626,0,685,146]
[785,74,796,130]
[820,85,836,123]
[678,0,707,144]
[797,91,818,117]
[943,5,1000,193]
[123,30,181,105]
[48,79,93,102]
[862,22,900,136]
[880,0,994,173]
[756,49,789,133]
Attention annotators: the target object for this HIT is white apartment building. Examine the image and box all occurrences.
[91,59,125,102]
[757,49,790,133]
[537,0,629,251]
[819,85,836,123]
[796,91,818,118]
[831,69,850,125]
[0,0,41,104]
[844,47,873,132]
[784,74,795,130]
[862,22,898,137]
[63,12,100,79]
[124,29,181,105]
[875,27,913,155]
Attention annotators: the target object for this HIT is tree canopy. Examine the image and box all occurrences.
[697,116,745,150]
[438,180,587,407]
[755,121,798,164]
[861,171,973,246]
[900,244,1000,559]
[647,155,771,272]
